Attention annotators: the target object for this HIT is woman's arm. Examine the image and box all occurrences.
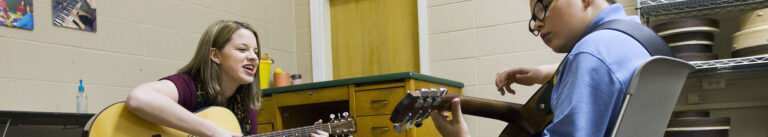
[125,80,239,137]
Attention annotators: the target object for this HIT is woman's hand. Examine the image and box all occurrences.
[310,130,329,137]
[495,64,558,95]
[431,98,471,137]
[310,119,330,137]
[207,127,242,137]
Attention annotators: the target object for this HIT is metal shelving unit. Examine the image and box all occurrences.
[639,0,768,23]
[638,2,768,136]
[688,55,768,77]
[637,0,768,75]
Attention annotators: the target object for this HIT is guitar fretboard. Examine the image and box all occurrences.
[247,123,331,137]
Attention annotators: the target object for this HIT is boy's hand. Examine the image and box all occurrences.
[495,67,542,95]
[431,98,471,137]
[495,64,557,95]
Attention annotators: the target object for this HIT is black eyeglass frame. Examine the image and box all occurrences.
[528,0,550,36]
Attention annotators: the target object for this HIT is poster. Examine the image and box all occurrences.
[0,0,34,30]
[52,0,96,32]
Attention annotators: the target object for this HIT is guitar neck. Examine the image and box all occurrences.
[439,93,528,125]
[247,123,330,137]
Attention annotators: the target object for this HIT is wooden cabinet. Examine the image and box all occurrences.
[355,115,406,137]
[355,87,406,116]
[274,86,349,107]
[256,98,275,124]
[256,124,273,134]
[258,72,464,137]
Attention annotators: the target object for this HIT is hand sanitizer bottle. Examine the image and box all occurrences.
[77,79,87,113]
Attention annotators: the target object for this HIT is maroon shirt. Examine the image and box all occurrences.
[161,73,258,134]
[15,2,25,15]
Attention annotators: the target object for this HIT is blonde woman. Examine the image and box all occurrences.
[126,21,329,137]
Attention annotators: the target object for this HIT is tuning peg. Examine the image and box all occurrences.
[422,109,432,119]
[330,114,336,120]
[393,123,404,133]
[343,112,349,118]
[434,88,448,106]
[401,113,412,124]
[415,110,431,128]
[406,119,414,130]
[415,97,424,108]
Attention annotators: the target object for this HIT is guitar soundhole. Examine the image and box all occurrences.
[151,134,161,137]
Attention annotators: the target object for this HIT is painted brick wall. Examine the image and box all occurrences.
[0,0,304,113]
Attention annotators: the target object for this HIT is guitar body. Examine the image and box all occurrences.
[88,102,242,137]
[497,82,554,137]
[502,82,554,137]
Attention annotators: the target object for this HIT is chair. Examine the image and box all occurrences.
[610,56,696,137]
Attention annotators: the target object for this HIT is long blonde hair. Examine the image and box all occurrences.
[178,20,262,110]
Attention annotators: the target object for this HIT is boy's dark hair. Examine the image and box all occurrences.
[606,0,616,4]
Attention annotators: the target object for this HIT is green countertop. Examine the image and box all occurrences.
[262,72,464,95]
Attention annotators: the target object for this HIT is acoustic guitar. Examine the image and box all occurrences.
[88,102,356,137]
[390,86,554,137]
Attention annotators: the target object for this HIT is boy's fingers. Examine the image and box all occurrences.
[450,98,463,122]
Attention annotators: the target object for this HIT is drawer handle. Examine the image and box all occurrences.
[371,126,390,131]
[370,100,389,104]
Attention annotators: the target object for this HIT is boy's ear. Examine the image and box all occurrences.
[583,0,592,9]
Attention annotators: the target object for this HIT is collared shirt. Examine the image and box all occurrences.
[542,4,652,137]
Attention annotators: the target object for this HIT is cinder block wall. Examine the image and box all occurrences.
[0,0,310,113]
[426,0,637,136]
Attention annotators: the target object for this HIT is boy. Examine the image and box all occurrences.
[432,0,655,136]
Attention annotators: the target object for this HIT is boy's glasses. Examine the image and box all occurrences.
[528,0,550,36]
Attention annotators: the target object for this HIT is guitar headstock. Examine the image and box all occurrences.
[389,88,448,133]
[328,112,356,135]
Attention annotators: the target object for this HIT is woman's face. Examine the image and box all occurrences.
[213,28,260,85]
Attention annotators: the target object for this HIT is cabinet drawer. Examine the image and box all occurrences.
[257,124,273,134]
[355,87,406,116]
[354,115,406,137]
[274,86,349,107]
[256,97,275,124]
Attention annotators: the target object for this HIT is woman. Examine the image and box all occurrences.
[126,21,329,137]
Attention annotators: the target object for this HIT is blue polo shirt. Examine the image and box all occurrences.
[542,4,652,137]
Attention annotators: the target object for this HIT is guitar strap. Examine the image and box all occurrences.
[532,19,675,130]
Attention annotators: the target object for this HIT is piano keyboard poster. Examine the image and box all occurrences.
[52,0,95,32]
[0,0,34,30]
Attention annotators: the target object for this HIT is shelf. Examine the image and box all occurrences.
[639,0,768,22]
[675,100,768,111]
[687,55,768,77]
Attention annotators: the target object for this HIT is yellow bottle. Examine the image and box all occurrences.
[259,60,272,89]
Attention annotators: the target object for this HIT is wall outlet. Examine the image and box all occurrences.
[687,92,702,105]
[702,77,726,90]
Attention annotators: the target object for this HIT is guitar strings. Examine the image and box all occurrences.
[246,123,332,137]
